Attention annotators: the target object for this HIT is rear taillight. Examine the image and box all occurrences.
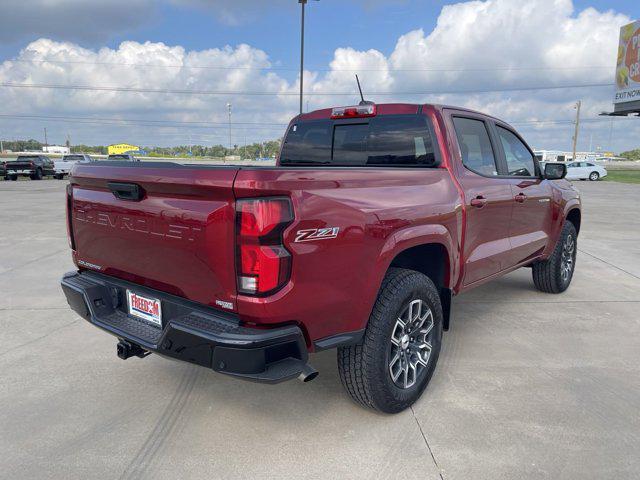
[66,183,76,250]
[236,197,293,296]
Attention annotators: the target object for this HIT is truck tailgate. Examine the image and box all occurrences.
[69,162,239,311]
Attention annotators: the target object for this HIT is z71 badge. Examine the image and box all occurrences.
[295,227,340,243]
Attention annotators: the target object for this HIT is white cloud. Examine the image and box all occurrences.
[0,0,638,152]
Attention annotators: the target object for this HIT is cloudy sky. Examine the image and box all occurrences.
[0,0,638,152]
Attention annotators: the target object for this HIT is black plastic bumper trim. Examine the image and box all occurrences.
[60,270,310,383]
[313,329,365,351]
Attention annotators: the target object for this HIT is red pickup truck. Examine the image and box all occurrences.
[61,103,580,413]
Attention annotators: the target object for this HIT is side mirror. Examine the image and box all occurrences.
[544,162,566,180]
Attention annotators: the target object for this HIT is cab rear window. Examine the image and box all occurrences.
[280,114,438,167]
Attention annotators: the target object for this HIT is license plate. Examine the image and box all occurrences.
[127,290,162,326]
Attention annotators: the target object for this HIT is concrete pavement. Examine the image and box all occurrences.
[0,179,638,479]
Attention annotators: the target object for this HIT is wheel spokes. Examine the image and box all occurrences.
[391,318,406,346]
[389,351,403,382]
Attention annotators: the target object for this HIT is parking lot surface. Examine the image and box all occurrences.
[1,179,639,479]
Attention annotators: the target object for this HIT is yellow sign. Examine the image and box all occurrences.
[108,143,139,155]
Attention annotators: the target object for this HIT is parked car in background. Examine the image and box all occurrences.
[54,154,93,179]
[107,154,139,162]
[565,161,607,181]
[61,102,581,413]
[5,155,55,180]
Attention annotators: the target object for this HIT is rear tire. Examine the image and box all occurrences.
[589,171,600,181]
[337,268,443,413]
[532,221,577,293]
[9,175,17,181]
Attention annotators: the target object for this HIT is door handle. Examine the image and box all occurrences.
[108,182,144,201]
[470,196,487,208]
[514,193,527,203]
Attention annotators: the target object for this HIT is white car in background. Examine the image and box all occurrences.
[565,161,607,181]
[54,153,93,179]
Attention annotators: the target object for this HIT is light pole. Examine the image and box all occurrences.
[298,0,306,115]
[298,0,317,114]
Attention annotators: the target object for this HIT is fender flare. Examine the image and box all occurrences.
[544,197,581,257]
[376,224,456,286]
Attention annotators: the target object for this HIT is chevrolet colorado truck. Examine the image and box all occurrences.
[60,103,580,413]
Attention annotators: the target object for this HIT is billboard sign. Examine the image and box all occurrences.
[614,20,640,105]
[108,143,140,155]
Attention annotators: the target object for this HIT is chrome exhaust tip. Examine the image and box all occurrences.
[298,363,319,383]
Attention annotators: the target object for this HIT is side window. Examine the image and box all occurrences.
[496,126,536,177]
[452,117,499,176]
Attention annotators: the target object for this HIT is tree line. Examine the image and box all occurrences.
[0,139,282,159]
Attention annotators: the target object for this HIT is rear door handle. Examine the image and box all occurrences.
[470,196,487,208]
[514,193,527,203]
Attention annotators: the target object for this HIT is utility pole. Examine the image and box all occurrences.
[571,100,581,162]
[44,127,48,151]
[226,102,232,154]
[608,118,614,152]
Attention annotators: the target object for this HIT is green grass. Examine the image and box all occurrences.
[603,170,640,184]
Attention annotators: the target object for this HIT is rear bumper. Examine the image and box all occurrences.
[6,169,34,175]
[60,270,311,383]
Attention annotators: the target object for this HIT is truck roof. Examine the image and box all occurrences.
[297,102,511,127]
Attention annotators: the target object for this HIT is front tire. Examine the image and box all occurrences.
[589,171,600,181]
[532,221,577,293]
[9,175,17,181]
[337,268,443,413]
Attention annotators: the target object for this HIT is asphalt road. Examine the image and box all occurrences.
[1,179,638,480]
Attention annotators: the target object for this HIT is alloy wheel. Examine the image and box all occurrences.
[560,234,575,283]
[388,299,434,389]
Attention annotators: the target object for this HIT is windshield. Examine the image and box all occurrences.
[63,155,86,161]
[280,114,438,167]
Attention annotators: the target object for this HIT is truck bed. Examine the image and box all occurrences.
[68,161,460,341]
